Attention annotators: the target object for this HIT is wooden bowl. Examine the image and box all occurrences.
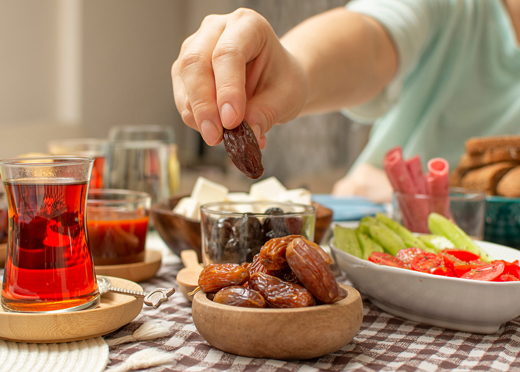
[192,284,362,360]
[151,195,333,262]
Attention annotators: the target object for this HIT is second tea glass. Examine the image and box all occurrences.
[0,156,99,313]
[47,138,108,189]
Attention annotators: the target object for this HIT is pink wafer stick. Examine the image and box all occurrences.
[383,147,429,233]
[426,158,452,219]
[406,155,428,195]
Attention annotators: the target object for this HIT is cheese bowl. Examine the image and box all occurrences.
[330,237,520,334]
[151,195,332,262]
[191,284,363,360]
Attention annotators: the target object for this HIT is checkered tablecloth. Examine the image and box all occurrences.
[105,257,520,372]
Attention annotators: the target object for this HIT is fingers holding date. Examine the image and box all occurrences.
[196,235,345,309]
[223,120,264,179]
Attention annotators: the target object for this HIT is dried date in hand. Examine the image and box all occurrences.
[286,238,339,304]
[249,272,315,308]
[198,263,249,293]
[213,286,266,308]
[223,120,264,179]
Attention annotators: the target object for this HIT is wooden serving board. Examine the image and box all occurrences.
[0,276,143,343]
[94,249,162,282]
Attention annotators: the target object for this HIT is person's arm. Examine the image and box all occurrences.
[172,7,397,147]
[282,7,398,116]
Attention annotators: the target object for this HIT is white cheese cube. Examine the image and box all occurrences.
[249,177,287,201]
[190,177,228,206]
[172,197,200,220]
[225,192,251,202]
[279,188,312,205]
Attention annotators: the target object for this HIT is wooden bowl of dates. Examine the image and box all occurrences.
[150,195,333,262]
[192,283,362,360]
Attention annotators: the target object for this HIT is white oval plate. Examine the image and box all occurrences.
[330,239,520,334]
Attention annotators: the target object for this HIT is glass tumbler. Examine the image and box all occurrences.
[0,156,99,313]
[47,138,108,189]
[87,189,151,266]
[104,140,170,205]
[393,187,486,240]
[200,201,316,266]
[108,125,180,197]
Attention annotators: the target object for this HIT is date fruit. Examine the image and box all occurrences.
[213,286,266,308]
[198,263,249,293]
[223,120,264,179]
[249,272,315,308]
[286,237,339,304]
[259,235,301,271]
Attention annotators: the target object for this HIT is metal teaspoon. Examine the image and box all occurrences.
[97,277,175,309]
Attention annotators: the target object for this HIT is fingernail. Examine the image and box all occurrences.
[220,103,237,128]
[200,120,220,145]
[251,123,261,140]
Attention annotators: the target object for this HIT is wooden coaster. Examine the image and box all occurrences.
[0,276,143,343]
[94,249,162,283]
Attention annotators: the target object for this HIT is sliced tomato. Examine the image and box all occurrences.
[368,252,406,268]
[494,273,520,282]
[460,261,505,281]
[493,260,520,279]
[441,249,481,262]
[439,252,467,271]
[396,248,425,268]
[453,264,483,277]
[429,266,454,277]
[411,252,444,272]
[469,260,488,266]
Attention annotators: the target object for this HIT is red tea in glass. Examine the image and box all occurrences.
[87,189,151,266]
[47,138,108,190]
[90,156,105,189]
[0,157,99,313]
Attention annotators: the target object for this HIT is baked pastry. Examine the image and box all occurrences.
[496,166,520,198]
[465,135,520,155]
[460,162,517,195]
[459,148,520,169]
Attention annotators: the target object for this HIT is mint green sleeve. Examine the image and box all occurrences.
[344,0,445,122]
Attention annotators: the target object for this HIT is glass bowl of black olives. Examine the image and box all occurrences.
[200,201,316,266]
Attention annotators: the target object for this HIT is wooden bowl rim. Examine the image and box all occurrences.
[193,283,359,314]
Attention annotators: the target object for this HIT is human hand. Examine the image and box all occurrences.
[332,163,393,204]
[172,8,309,148]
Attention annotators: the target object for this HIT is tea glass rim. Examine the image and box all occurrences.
[200,201,316,218]
[88,188,151,206]
[0,155,95,167]
[393,187,486,202]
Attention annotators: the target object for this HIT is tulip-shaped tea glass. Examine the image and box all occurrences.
[0,156,100,313]
[47,138,108,190]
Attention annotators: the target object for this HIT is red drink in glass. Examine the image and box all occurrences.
[0,157,99,313]
[87,211,149,265]
[90,156,105,189]
[86,189,151,266]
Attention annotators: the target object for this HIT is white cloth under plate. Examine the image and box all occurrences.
[0,337,109,372]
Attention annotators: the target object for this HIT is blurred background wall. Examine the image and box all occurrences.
[0,0,370,194]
